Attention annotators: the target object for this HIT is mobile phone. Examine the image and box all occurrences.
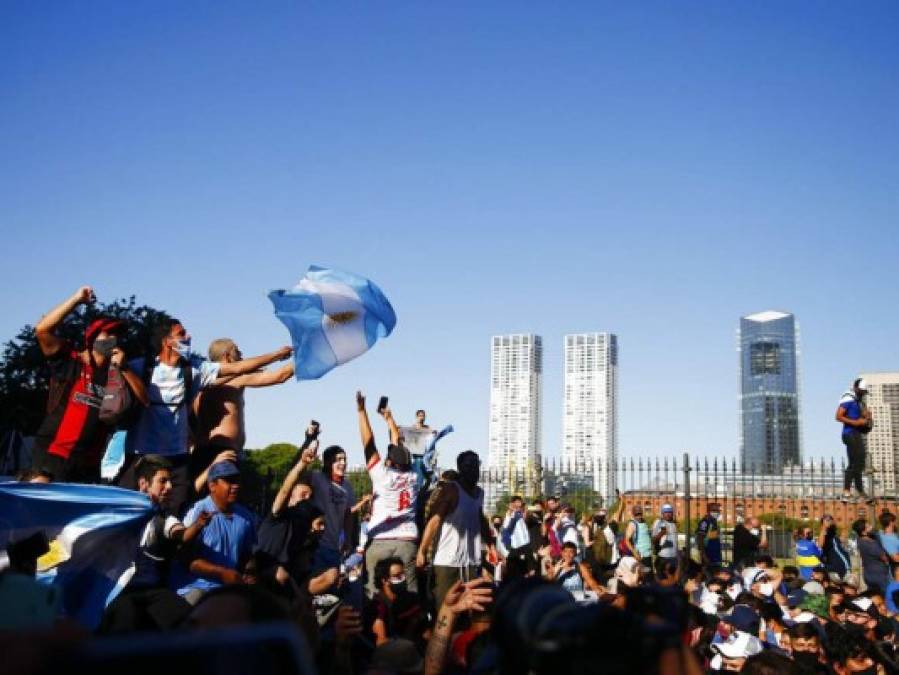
[377,396,388,413]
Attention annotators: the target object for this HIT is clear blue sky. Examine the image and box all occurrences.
[2,2,898,468]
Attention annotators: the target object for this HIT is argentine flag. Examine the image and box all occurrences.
[269,265,397,380]
[0,483,153,628]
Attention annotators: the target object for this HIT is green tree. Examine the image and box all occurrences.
[0,295,172,434]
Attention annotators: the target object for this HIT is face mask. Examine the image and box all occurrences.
[711,512,721,520]
[759,582,774,597]
[92,336,117,357]
[595,517,606,526]
[388,576,406,590]
[750,528,760,536]
[171,337,191,359]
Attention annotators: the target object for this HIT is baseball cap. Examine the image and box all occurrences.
[722,606,760,634]
[857,378,870,392]
[84,317,125,347]
[207,461,240,481]
[787,589,807,608]
[661,503,674,513]
[712,631,764,659]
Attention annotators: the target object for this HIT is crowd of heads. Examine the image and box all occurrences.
[5,287,899,674]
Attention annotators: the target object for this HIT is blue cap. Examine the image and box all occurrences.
[787,588,807,608]
[722,605,760,634]
[661,504,674,513]
[207,461,240,481]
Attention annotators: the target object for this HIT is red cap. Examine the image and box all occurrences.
[84,318,125,347]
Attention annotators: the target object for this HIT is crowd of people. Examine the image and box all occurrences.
[3,286,898,674]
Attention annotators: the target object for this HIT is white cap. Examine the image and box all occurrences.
[712,631,764,659]
[857,378,870,392]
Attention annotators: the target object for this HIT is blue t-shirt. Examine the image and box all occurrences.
[839,393,862,435]
[172,496,257,596]
[880,532,899,559]
[796,539,823,580]
[886,580,899,614]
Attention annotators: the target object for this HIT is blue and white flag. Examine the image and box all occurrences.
[269,265,397,380]
[0,483,152,628]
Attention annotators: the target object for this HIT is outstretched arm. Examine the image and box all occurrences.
[229,362,295,388]
[357,391,379,465]
[217,346,292,377]
[35,286,94,357]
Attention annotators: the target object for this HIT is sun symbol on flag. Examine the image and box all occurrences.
[325,311,359,327]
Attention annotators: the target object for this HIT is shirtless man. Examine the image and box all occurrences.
[190,338,294,492]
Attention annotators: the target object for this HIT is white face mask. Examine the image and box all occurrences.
[171,337,192,359]
[711,512,721,520]
[750,528,760,536]
[759,582,774,597]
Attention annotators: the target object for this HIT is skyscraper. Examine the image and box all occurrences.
[563,333,618,498]
[738,311,802,472]
[488,334,542,471]
[858,372,899,493]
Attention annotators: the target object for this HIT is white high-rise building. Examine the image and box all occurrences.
[859,372,899,492]
[488,334,542,472]
[563,333,618,499]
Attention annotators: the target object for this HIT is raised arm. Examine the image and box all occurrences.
[217,346,293,377]
[271,436,317,516]
[35,286,94,357]
[379,406,401,446]
[357,391,378,465]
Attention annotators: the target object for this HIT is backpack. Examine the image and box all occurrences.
[591,524,612,565]
[99,365,133,425]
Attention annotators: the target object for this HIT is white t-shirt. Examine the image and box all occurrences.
[367,456,419,541]
[127,356,220,456]
[652,518,678,559]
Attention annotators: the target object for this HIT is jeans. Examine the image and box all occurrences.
[843,431,866,493]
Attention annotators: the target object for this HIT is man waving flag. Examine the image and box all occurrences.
[269,266,397,380]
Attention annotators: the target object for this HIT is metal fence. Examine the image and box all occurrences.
[251,453,888,568]
[467,453,890,566]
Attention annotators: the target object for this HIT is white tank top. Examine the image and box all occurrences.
[433,482,484,567]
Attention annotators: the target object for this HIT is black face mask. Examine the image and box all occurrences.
[93,336,117,357]
[594,516,606,526]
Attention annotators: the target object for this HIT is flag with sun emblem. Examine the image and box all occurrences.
[268,266,397,380]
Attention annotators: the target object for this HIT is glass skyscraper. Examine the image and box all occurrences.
[738,311,802,472]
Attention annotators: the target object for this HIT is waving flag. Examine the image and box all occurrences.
[0,482,152,628]
[269,265,397,380]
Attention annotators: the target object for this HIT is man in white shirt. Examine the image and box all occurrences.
[121,317,290,515]
[357,391,420,597]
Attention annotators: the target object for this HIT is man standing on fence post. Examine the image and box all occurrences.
[837,378,875,504]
